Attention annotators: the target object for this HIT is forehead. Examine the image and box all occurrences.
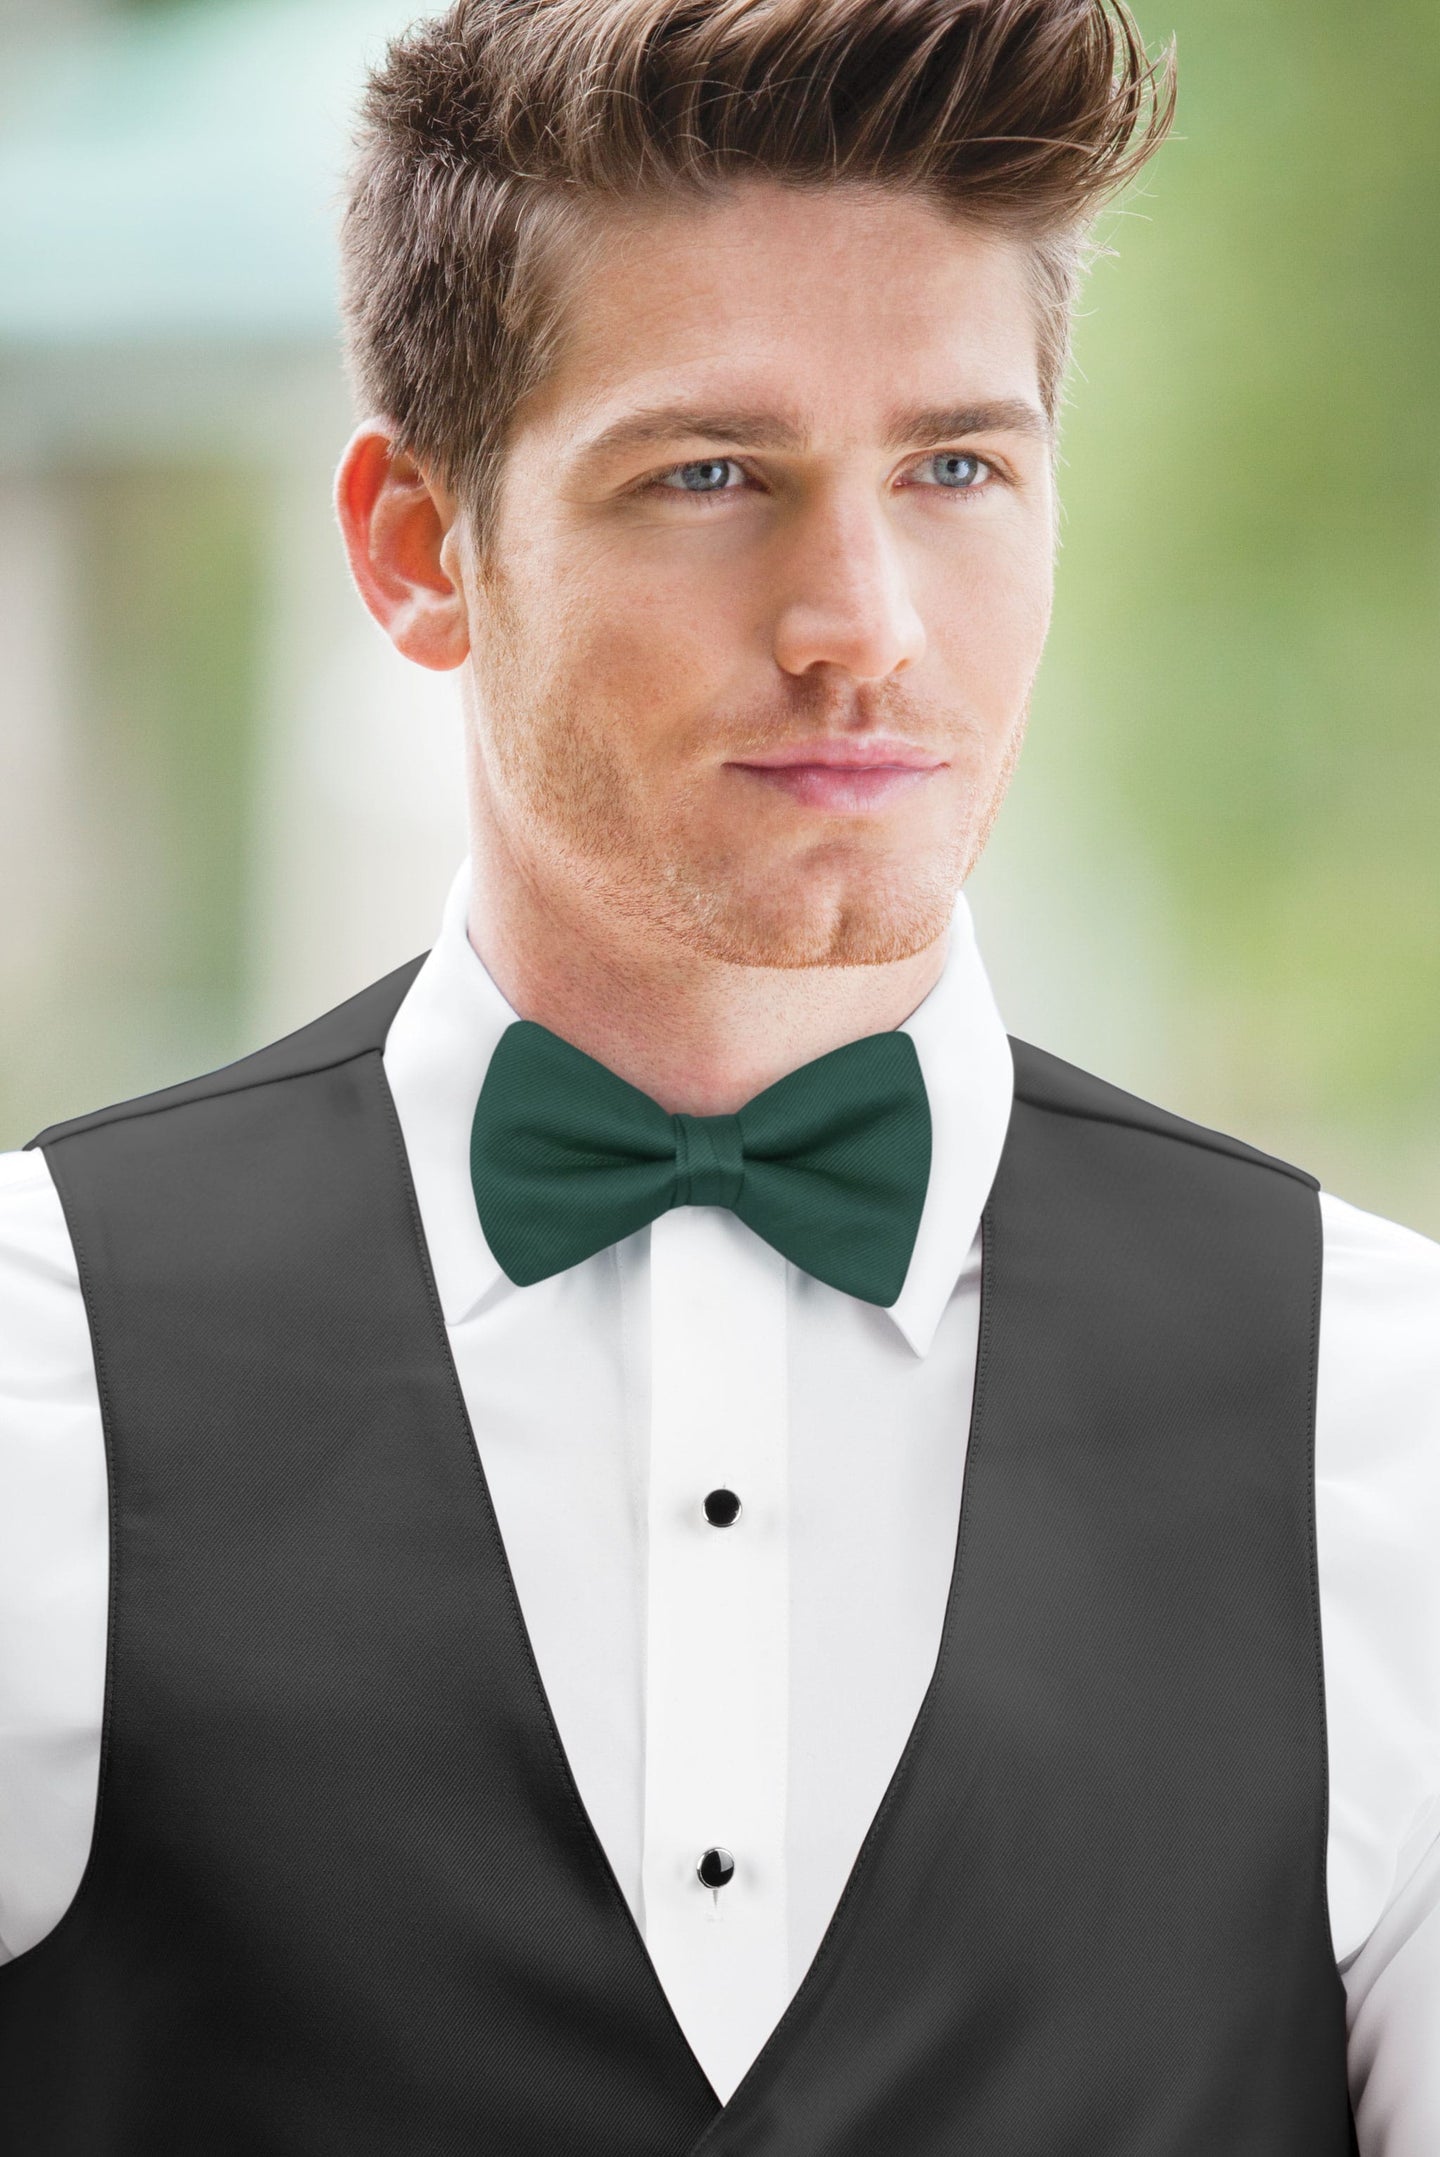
[521,179,1044,446]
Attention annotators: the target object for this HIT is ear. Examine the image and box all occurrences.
[334,423,470,672]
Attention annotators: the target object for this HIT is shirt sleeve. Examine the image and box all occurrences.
[0,1144,108,1964]
[1317,1190,1440,2153]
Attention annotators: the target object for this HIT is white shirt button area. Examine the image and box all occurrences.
[641,1204,790,2100]
[697,1846,736,1908]
[697,1504,743,1900]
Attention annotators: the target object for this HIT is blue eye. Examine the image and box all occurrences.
[645,450,996,502]
[658,459,738,494]
[922,453,989,490]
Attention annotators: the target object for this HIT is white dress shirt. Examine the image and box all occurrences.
[1,854,1437,2143]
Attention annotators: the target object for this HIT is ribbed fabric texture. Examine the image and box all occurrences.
[470,1018,932,1306]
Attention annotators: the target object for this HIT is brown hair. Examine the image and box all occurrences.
[340,0,1175,553]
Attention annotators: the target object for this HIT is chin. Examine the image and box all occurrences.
[660,862,961,970]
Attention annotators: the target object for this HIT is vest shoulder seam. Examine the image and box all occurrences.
[1013,1089,1318,1186]
[24,955,429,1151]
[25,1042,386,1151]
[1008,1036,1319,1191]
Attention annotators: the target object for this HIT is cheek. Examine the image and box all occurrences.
[934,528,1053,699]
[559,572,744,751]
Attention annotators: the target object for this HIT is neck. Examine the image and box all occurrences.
[463,823,949,1120]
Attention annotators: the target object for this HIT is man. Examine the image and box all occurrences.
[0,0,1435,2147]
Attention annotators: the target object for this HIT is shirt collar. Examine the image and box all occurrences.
[382,854,1014,1358]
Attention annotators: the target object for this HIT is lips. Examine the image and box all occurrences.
[726,737,945,810]
[731,737,944,772]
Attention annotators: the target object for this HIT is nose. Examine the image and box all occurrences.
[769,486,927,682]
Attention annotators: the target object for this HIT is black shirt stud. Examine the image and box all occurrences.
[697,1845,735,1910]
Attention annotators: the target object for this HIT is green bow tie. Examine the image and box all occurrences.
[470,1019,932,1306]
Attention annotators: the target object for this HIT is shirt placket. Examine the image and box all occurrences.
[640,1203,790,2103]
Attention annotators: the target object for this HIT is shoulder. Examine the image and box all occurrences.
[1313,1191,1440,1915]
[1320,1184,1440,1301]
[1317,1187,1440,1456]
[0,1144,92,1403]
[0,1143,80,1283]
[1008,1036,1318,1189]
[25,955,428,1154]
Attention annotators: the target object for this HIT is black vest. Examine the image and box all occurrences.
[0,957,1357,2154]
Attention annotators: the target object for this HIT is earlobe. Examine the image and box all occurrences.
[334,423,471,673]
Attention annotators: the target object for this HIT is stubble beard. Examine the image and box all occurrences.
[474,606,1031,972]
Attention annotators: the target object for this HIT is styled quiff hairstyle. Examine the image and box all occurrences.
[341,0,1175,554]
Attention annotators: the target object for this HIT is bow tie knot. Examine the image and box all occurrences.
[470,1018,932,1306]
[672,1112,745,1209]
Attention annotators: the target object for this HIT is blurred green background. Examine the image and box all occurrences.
[1,0,1437,1234]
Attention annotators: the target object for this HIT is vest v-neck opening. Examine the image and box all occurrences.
[682,1228,992,2148]
[376,1045,988,2137]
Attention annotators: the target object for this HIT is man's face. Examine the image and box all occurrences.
[457,179,1056,969]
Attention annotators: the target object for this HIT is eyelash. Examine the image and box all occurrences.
[641,452,1004,506]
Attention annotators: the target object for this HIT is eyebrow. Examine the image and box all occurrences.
[577,397,1051,464]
